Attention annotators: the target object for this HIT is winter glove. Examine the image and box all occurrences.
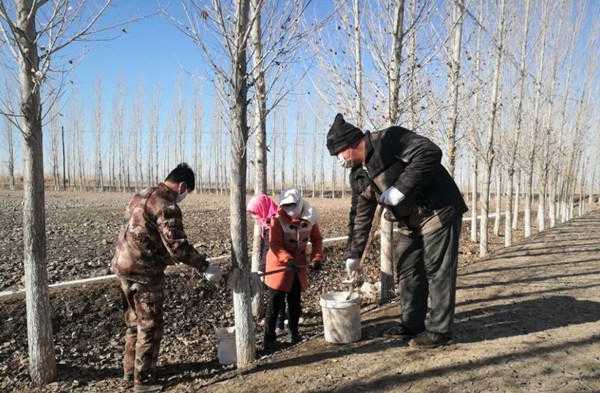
[204,263,224,283]
[378,186,405,207]
[345,257,361,278]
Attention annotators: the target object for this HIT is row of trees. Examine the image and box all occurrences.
[2,82,358,197]
[1,0,599,384]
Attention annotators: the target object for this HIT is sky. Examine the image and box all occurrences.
[36,0,333,173]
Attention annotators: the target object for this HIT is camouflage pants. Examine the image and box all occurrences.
[119,276,164,384]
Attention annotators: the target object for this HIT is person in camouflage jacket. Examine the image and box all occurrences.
[111,163,225,392]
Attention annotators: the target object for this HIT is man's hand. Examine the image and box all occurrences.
[378,186,405,206]
[345,257,361,277]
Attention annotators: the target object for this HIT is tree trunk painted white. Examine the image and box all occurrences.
[493,168,501,236]
[14,0,57,383]
[524,171,532,237]
[507,0,530,239]
[470,158,477,242]
[230,0,255,368]
[379,212,394,304]
[446,0,464,177]
[525,1,549,236]
[250,0,267,318]
[513,169,520,230]
[479,0,506,258]
[505,168,513,247]
[479,162,492,258]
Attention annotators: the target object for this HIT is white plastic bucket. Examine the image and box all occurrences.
[215,326,236,365]
[320,291,362,344]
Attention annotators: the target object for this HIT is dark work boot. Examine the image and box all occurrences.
[408,331,452,348]
[262,334,278,354]
[290,329,303,344]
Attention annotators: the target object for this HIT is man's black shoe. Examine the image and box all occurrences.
[408,331,452,348]
[290,332,303,344]
[262,337,279,353]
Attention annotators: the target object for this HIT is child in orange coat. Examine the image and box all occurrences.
[263,188,324,348]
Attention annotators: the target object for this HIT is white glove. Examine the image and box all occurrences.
[204,264,224,283]
[345,258,361,276]
[378,186,405,206]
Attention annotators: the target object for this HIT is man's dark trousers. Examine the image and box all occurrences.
[395,215,462,335]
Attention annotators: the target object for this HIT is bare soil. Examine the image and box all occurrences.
[1,191,587,392]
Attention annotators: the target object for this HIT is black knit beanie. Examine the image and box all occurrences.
[326,113,363,156]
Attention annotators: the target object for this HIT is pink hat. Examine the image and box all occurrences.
[247,194,279,230]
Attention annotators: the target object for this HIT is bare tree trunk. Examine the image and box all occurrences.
[14,0,57,383]
[250,0,267,318]
[280,116,286,191]
[312,119,317,197]
[513,169,520,230]
[505,167,513,247]
[331,160,336,199]
[94,78,104,191]
[148,88,160,186]
[229,0,255,368]
[320,137,325,198]
[388,0,405,125]
[407,0,419,129]
[493,167,501,236]
[479,0,505,258]
[271,124,277,195]
[507,0,530,242]
[525,1,549,237]
[480,161,492,258]
[470,158,477,242]
[446,0,464,177]
[3,116,16,190]
[49,115,60,191]
[380,212,394,304]
[193,90,203,193]
[524,171,533,237]
[353,0,363,128]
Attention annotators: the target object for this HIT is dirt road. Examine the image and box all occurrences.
[200,211,600,393]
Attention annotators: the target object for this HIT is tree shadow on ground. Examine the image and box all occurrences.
[246,296,600,375]
[456,282,600,307]
[159,359,231,388]
[461,257,599,277]
[457,269,600,290]
[57,364,121,385]
[306,333,600,393]
[454,296,600,343]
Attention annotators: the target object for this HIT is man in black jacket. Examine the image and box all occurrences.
[327,114,468,348]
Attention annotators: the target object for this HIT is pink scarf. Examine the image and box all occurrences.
[247,194,278,230]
